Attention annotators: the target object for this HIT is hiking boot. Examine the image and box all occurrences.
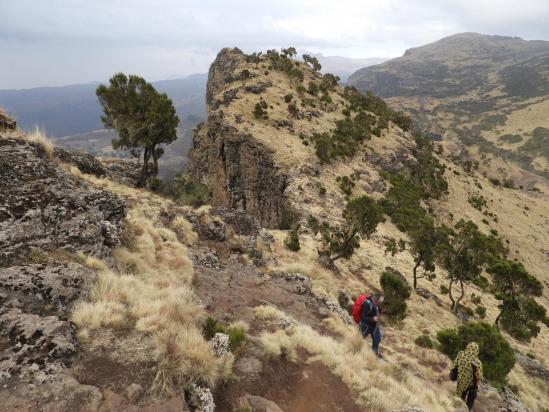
[374,351,383,359]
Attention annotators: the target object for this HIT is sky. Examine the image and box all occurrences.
[1,0,549,89]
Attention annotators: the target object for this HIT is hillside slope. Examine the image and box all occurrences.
[348,33,549,183]
[1,47,548,412]
[186,48,549,411]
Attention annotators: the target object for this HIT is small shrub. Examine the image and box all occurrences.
[226,323,247,352]
[287,103,299,118]
[163,173,210,208]
[436,321,515,385]
[318,186,326,196]
[440,285,449,295]
[253,99,268,119]
[471,294,482,305]
[284,230,301,252]
[380,270,411,320]
[468,194,487,211]
[203,316,225,340]
[415,334,433,349]
[283,94,293,103]
[475,305,486,319]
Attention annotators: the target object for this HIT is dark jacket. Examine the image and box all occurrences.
[360,298,379,325]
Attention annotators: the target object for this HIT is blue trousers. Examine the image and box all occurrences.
[360,321,382,354]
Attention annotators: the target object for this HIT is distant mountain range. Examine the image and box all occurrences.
[0,73,208,137]
[348,32,549,179]
[310,53,387,82]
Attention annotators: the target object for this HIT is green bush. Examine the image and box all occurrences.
[468,194,487,211]
[283,94,293,103]
[284,230,301,252]
[415,334,434,349]
[436,321,515,385]
[163,173,210,207]
[337,175,355,196]
[203,316,225,340]
[440,285,450,295]
[253,98,268,119]
[471,294,482,305]
[380,270,411,320]
[318,185,326,196]
[475,305,486,319]
[203,317,247,352]
[226,324,247,351]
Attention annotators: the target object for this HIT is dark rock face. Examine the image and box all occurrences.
[188,116,288,228]
[206,48,244,105]
[53,147,106,177]
[214,208,261,236]
[0,136,127,388]
[0,137,127,265]
[100,158,142,187]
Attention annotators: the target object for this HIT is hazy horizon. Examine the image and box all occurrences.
[2,0,549,89]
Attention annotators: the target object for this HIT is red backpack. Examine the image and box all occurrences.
[352,294,370,323]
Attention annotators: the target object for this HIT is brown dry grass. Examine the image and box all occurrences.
[67,167,223,395]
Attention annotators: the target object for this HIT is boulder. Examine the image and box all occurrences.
[125,383,144,403]
[235,356,263,375]
[237,394,284,412]
[0,137,127,265]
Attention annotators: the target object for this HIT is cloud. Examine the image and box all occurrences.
[1,0,549,88]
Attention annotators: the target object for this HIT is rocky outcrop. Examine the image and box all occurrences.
[53,147,107,177]
[205,47,244,105]
[0,135,127,390]
[188,115,288,228]
[0,137,126,265]
[100,157,142,187]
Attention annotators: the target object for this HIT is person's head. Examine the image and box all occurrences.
[466,342,479,357]
[371,293,384,305]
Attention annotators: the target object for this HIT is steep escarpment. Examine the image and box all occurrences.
[188,48,414,228]
[188,113,288,227]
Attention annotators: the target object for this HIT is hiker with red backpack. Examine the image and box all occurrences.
[352,293,384,358]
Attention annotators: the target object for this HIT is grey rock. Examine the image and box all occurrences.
[125,383,144,402]
[0,264,94,315]
[514,351,549,382]
[53,147,106,177]
[0,308,76,380]
[235,356,263,375]
[237,394,285,412]
[214,207,260,236]
[0,137,126,265]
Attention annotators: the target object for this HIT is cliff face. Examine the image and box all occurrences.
[188,49,289,228]
[0,135,126,387]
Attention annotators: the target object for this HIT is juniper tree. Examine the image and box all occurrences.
[408,218,448,289]
[317,195,384,262]
[439,220,505,313]
[96,73,178,186]
[302,54,322,72]
[487,258,545,340]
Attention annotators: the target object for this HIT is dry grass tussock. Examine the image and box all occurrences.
[0,126,55,159]
[255,305,461,412]
[68,169,221,395]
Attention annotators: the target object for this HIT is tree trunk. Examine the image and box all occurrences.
[139,147,150,187]
[413,261,421,289]
[453,279,465,314]
[448,277,456,310]
[495,310,502,325]
[151,145,159,176]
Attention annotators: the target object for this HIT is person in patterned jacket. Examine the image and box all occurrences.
[453,342,483,410]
